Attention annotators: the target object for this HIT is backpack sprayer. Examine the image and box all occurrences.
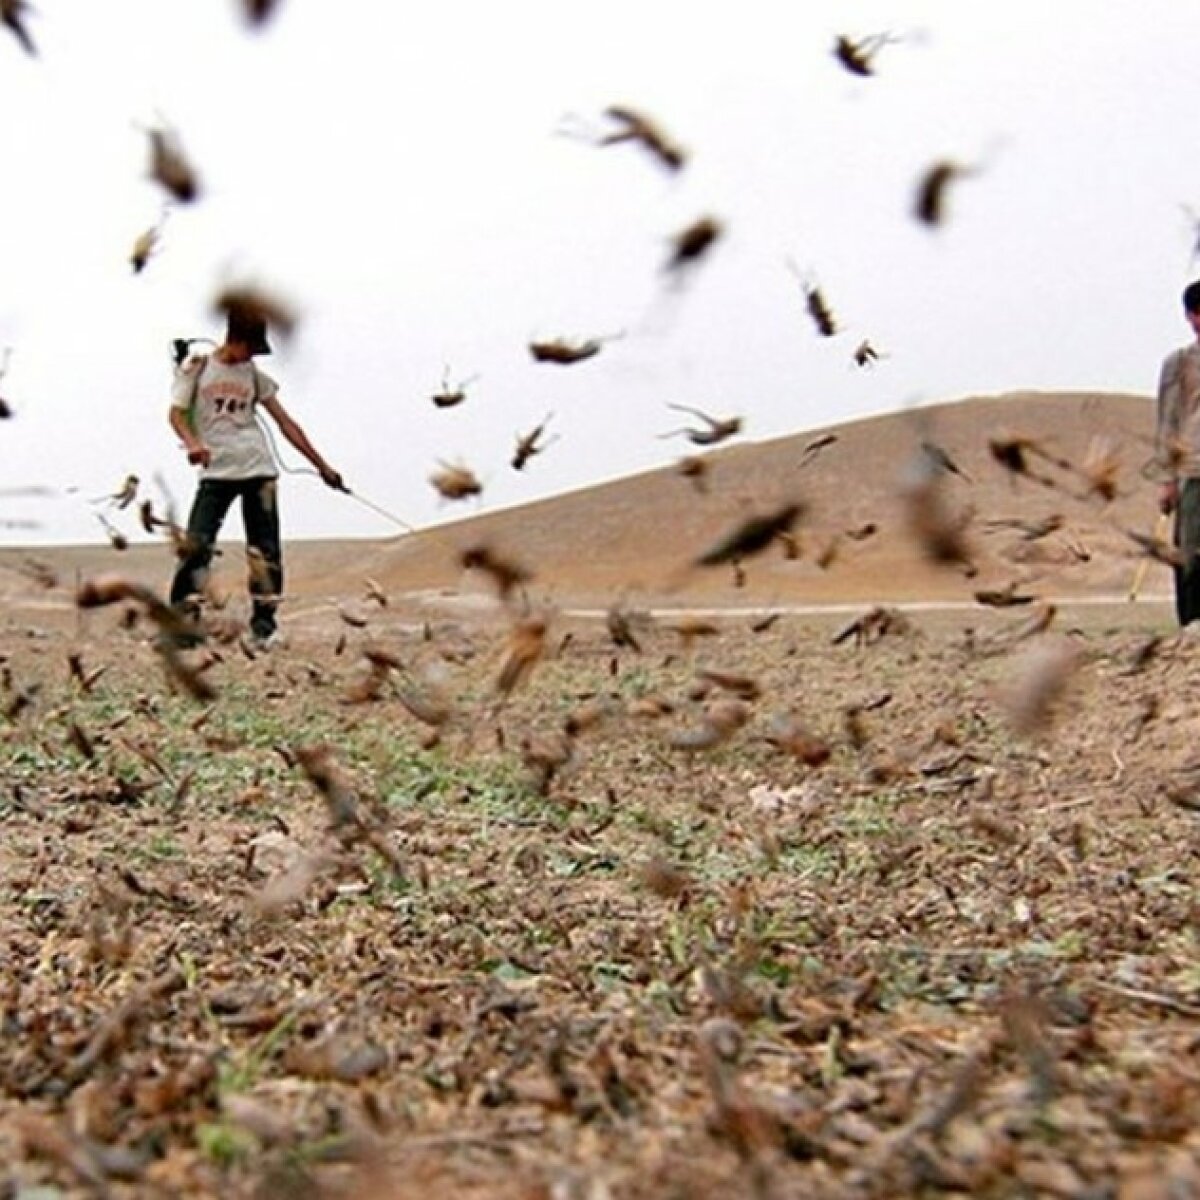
[172,336,416,534]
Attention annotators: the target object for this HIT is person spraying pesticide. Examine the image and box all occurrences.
[167,310,345,649]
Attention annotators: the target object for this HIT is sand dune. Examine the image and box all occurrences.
[350,390,1162,605]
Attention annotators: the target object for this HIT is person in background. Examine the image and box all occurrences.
[167,310,344,649]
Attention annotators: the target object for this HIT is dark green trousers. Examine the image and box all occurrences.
[1176,478,1200,625]
[169,477,282,639]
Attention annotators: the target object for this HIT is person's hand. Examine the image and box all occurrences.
[1160,480,1179,515]
[320,466,347,492]
[187,444,212,468]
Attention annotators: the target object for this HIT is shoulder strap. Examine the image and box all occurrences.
[174,353,207,432]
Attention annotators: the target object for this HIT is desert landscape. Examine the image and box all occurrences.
[3,391,1200,1198]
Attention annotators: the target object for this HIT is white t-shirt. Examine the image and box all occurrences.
[171,355,279,480]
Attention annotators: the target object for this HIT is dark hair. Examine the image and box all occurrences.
[1184,280,1200,314]
[224,310,272,356]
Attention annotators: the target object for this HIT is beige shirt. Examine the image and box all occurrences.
[171,355,279,480]
[1156,342,1200,480]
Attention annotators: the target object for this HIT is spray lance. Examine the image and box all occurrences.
[254,408,417,534]
[324,474,416,533]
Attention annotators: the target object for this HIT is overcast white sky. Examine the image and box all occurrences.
[1,1,1198,546]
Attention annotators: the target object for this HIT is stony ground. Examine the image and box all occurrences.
[2,587,1199,1199]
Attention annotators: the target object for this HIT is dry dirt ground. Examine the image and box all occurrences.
[3,391,1200,1198]
[2,573,1199,1199]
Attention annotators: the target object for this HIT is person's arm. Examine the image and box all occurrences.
[261,394,345,490]
[1157,351,1183,513]
[169,355,211,467]
[169,405,211,467]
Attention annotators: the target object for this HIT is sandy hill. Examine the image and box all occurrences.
[347,389,1162,606]
[0,391,1165,612]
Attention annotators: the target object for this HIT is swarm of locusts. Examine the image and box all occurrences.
[3,12,1196,1200]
